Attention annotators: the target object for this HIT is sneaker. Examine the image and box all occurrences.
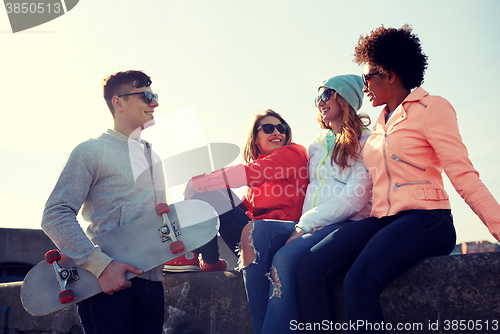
[199,258,228,272]
[164,252,200,273]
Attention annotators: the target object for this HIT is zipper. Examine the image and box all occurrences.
[144,142,158,204]
[391,155,426,171]
[313,138,333,207]
[333,178,347,185]
[394,181,431,190]
[383,134,392,216]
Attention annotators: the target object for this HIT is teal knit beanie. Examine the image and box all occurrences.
[319,75,364,111]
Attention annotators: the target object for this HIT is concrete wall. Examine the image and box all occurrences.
[0,228,56,266]
[0,228,57,283]
[0,228,238,281]
[1,252,499,334]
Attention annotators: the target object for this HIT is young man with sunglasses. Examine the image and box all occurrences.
[41,70,166,334]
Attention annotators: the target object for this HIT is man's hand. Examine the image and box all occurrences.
[98,261,143,295]
[184,179,196,200]
[285,228,306,245]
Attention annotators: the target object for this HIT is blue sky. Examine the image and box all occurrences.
[1,0,499,243]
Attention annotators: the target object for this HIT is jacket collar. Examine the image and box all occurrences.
[403,87,428,103]
[107,129,149,146]
[374,87,428,132]
[256,143,297,160]
[107,129,129,141]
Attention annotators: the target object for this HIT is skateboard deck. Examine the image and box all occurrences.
[21,199,219,316]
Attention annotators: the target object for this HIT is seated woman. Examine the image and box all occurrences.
[297,25,500,333]
[164,109,309,272]
[239,75,372,334]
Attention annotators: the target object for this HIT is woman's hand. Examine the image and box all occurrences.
[285,227,306,245]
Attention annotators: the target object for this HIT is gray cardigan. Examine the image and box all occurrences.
[42,129,166,280]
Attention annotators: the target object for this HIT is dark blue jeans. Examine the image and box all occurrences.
[242,219,351,334]
[194,190,250,263]
[77,278,164,334]
[297,209,456,333]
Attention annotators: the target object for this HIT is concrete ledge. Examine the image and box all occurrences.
[1,253,499,333]
[163,271,252,334]
[0,282,83,334]
[329,252,500,333]
[0,271,252,334]
[381,252,500,330]
[0,228,57,266]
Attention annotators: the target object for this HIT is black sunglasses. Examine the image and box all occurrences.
[256,123,288,134]
[118,91,158,104]
[362,72,380,87]
[314,89,335,108]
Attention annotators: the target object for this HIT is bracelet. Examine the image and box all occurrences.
[295,224,308,234]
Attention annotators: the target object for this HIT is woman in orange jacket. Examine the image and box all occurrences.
[165,109,309,273]
[296,25,500,333]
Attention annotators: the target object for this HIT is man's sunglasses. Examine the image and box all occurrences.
[314,89,335,108]
[118,91,158,104]
[256,123,288,134]
[362,72,380,87]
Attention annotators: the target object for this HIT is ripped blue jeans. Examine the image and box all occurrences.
[241,219,351,334]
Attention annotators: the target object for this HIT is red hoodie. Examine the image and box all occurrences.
[192,143,309,221]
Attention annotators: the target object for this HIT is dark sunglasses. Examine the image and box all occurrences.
[362,72,380,87]
[314,89,335,108]
[256,123,288,134]
[118,91,158,104]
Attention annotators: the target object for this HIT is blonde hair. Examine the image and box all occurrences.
[317,92,371,170]
[242,109,292,164]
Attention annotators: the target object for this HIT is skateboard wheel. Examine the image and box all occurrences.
[58,289,75,304]
[170,241,185,254]
[45,250,61,264]
[155,203,170,216]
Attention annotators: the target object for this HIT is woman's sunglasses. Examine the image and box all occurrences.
[361,72,380,87]
[256,123,288,134]
[118,91,158,104]
[314,89,335,108]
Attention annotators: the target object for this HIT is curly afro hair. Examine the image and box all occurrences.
[354,24,428,90]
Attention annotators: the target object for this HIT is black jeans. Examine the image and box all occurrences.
[194,190,251,263]
[297,209,456,333]
[77,278,164,334]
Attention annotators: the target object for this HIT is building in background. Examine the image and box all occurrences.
[461,240,498,254]
[450,241,499,255]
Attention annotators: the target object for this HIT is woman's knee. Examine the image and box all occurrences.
[295,252,320,285]
[343,262,380,301]
[239,222,257,267]
[343,270,358,298]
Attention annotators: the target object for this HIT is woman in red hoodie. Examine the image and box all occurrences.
[165,109,309,272]
[296,25,500,333]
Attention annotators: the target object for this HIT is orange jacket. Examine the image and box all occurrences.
[193,143,309,221]
[363,87,500,240]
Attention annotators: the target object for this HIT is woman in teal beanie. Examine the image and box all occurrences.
[239,74,372,333]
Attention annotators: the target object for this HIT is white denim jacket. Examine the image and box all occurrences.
[297,129,372,232]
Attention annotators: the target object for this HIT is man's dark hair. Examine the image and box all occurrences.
[102,70,152,115]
